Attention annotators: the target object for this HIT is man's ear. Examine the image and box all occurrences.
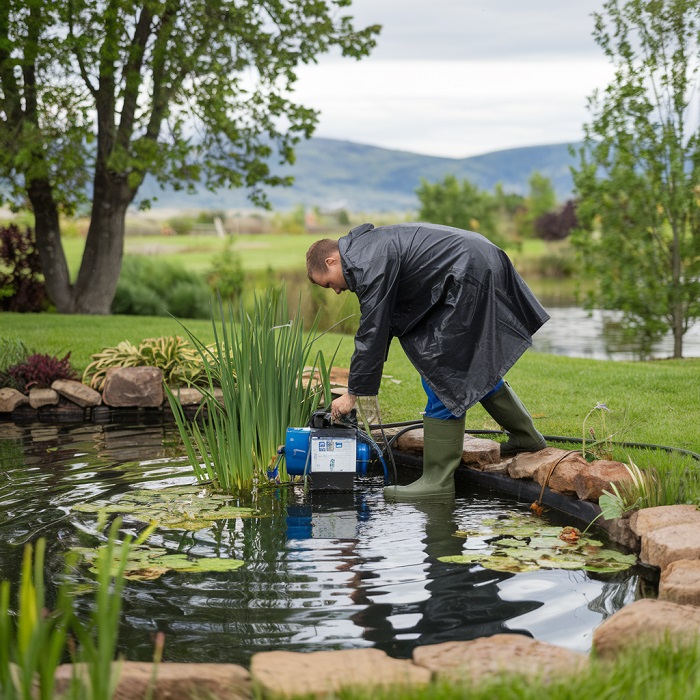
[324,253,339,268]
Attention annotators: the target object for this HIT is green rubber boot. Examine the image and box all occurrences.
[384,416,466,500]
[480,382,546,458]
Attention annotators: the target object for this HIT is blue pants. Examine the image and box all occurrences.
[422,377,504,420]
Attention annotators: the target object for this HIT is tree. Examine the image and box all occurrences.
[571,0,700,358]
[521,171,557,238]
[416,174,504,247]
[0,0,378,313]
[535,200,578,242]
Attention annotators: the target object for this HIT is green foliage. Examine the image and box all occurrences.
[0,520,142,700]
[82,336,206,390]
[205,240,245,302]
[167,289,335,493]
[0,338,29,373]
[165,216,196,236]
[112,256,211,319]
[0,0,379,313]
[416,175,505,247]
[520,171,557,238]
[571,0,700,358]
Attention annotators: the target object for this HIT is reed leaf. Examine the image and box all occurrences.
[166,289,335,494]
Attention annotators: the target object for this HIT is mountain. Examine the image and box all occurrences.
[139,137,579,212]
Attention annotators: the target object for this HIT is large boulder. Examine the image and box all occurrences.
[102,367,164,408]
[507,447,582,482]
[412,634,587,685]
[250,648,430,698]
[630,505,700,537]
[29,387,59,409]
[593,598,700,658]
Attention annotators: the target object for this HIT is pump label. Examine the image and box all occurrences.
[310,435,356,472]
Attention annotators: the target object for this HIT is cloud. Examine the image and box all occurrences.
[290,2,614,157]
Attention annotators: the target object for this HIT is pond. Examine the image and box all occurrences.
[0,419,644,666]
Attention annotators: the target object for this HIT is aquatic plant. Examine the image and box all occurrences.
[83,336,206,390]
[0,517,149,699]
[167,290,335,493]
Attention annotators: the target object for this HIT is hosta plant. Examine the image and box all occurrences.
[83,336,206,390]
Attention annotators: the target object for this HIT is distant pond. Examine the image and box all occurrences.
[531,306,700,361]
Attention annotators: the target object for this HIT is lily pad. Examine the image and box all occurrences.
[440,512,637,575]
[71,484,261,531]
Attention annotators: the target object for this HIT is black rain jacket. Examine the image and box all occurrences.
[338,222,549,415]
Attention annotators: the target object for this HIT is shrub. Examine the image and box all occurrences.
[0,352,78,392]
[0,224,49,312]
[205,240,244,302]
[113,256,211,319]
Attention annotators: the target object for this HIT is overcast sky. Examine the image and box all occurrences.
[292,0,614,158]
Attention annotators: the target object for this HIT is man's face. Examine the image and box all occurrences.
[312,254,348,294]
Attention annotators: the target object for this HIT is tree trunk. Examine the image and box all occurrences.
[28,178,75,313]
[71,166,134,314]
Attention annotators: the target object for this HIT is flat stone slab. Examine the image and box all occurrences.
[395,429,500,468]
[630,505,700,537]
[52,379,102,407]
[412,634,587,685]
[29,387,59,409]
[659,559,700,606]
[250,648,430,698]
[641,523,700,570]
[593,598,700,659]
[54,661,251,700]
[169,387,204,405]
[507,447,577,481]
[0,387,29,412]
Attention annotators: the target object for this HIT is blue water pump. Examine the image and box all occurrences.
[272,410,388,490]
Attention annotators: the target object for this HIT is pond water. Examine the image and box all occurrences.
[531,306,700,361]
[0,420,643,666]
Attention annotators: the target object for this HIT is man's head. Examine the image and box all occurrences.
[306,238,348,294]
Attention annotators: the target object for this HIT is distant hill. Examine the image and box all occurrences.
[139,137,579,213]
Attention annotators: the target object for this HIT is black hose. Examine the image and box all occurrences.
[368,419,700,462]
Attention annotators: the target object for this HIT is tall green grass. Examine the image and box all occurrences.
[0,517,148,700]
[167,291,335,493]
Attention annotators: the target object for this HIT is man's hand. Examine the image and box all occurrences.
[330,392,357,421]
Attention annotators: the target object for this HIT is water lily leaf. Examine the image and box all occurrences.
[442,512,637,574]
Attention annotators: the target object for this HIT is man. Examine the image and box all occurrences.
[306,222,548,500]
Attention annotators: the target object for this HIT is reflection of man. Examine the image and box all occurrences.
[307,223,548,500]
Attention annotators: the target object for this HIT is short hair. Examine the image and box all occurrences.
[306,238,339,280]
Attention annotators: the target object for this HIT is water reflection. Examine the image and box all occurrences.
[532,306,700,360]
[0,421,640,665]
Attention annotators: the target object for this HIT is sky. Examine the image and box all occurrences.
[292,0,614,159]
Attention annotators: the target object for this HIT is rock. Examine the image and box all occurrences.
[54,661,251,700]
[29,387,60,409]
[572,459,634,502]
[250,648,430,698]
[592,598,700,658]
[659,559,700,606]
[599,513,641,553]
[0,387,29,412]
[630,505,700,537]
[534,450,589,497]
[395,429,500,468]
[641,523,700,570]
[169,387,204,406]
[102,367,164,408]
[507,447,582,482]
[412,634,587,685]
[52,379,102,407]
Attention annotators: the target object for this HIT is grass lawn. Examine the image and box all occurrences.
[3,312,699,462]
